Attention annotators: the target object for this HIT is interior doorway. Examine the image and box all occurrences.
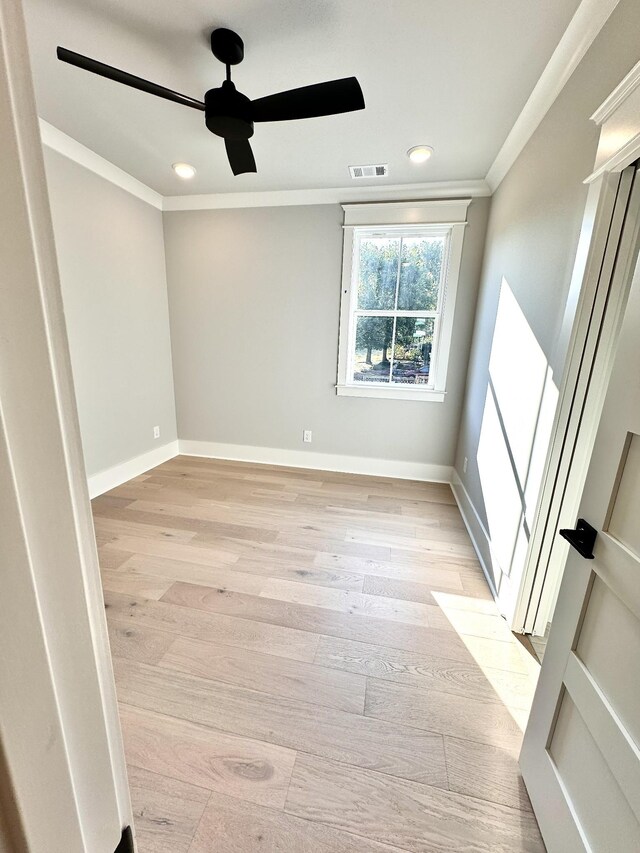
[513,159,640,657]
[520,159,640,851]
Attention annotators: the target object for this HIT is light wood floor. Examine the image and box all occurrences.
[94,455,544,853]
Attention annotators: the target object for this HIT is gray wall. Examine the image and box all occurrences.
[44,149,177,477]
[163,198,489,467]
[454,0,640,591]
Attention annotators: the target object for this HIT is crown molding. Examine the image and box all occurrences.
[39,120,163,209]
[485,0,621,192]
[161,180,490,211]
[37,119,490,209]
[591,58,640,125]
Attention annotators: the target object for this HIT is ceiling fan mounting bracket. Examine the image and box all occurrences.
[210,28,244,66]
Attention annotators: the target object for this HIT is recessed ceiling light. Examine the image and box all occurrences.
[407,145,433,164]
[172,162,196,179]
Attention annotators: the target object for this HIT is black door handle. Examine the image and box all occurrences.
[559,518,597,559]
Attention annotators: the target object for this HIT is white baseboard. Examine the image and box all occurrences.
[87,440,179,498]
[450,469,499,603]
[178,439,452,483]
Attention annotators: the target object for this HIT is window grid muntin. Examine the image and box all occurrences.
[348,225,450,390]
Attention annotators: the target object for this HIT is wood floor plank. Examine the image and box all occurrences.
[119,703,297,809]
[117,553,269,596]
[106,482,202,507]
[101,535,240,568]
[256,577,449,628]
[313,551,483,583]
[101,569,174,601]
[92,494,134,511]
[159,635,367,714]
[93,516,196,544]
[345,527,475,552]
[120,552,365,596]
[363,574,495,604]
[104,591,320,663]
[285,753,544,853]
[234,557,365,592]
[444,736,533,812]
[314,636,538,710]
[159,581,531,672]
[159,582,472,658]
[107,619,176,666]
[274,531,392,562]
[113,657,448,788]
[424,605,516,642]
[368,487,456,508]
[365,678,524,753]
[97,546,133,570]
[189,788,411,853]
[118,499,281,544]
[126,765,209,853]
[187,537,319,567]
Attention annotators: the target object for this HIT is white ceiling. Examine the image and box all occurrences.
[23,0,581,196]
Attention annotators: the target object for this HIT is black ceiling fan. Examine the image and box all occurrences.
[57,28,365,176]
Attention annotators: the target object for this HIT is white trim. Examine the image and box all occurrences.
[586,132,640,184]
[336,384,446,402]
[485,0,621,191]
[336,214,466,401]
[178,439,452,484]
[39,119,163,209]
[341,198,471,226]
[88,440,179,498]
[450,471,500,605]
[591,58,640,124]
[163,181,489,211]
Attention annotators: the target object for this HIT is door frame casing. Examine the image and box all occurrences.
[0,0,133,850]
[513,59,640,635]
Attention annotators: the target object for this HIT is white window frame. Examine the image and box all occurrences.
[336,199,469,402]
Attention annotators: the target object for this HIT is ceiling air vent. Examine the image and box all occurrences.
[349,163,388,179]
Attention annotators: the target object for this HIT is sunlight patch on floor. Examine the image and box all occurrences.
[431,589,540,731]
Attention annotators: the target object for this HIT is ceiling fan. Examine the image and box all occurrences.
[57,28,365,176]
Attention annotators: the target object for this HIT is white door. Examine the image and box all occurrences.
[520,165,640,852]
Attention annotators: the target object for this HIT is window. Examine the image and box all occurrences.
[337,200,469,401]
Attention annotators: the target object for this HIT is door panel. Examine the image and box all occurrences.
[521,164,640,851]
[576,577,640,747]
[549,692,640,853]
[606,432,640,557]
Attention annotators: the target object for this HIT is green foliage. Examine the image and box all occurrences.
[355,316,393,365]
[355,237,442,366]
[398,238,442,309]
[357,238,398,310]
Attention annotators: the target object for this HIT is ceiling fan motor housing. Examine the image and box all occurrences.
[205,80,254,139]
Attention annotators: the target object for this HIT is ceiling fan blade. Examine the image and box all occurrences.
[225,138,257,175]
[251,77,364,122]
[57,47,205,111]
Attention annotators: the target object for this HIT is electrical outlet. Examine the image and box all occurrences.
[153,425,160,439]
[303,430,312,443]
[463,456,468,474]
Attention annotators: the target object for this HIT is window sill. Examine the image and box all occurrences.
[336,384,446,402]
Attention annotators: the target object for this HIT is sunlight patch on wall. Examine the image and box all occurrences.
[476,279,559,621]
[477,386,522,571]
